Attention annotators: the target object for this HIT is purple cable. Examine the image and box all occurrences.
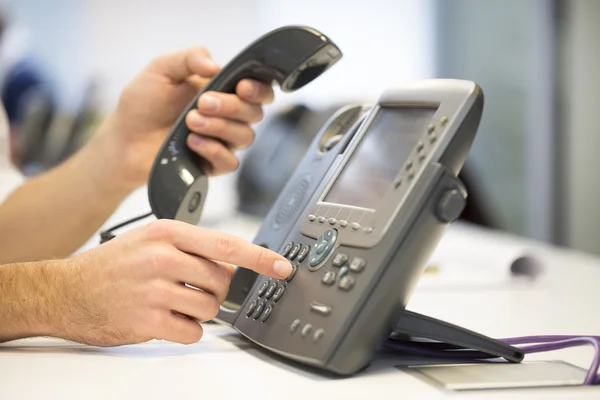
[385,335,600,385]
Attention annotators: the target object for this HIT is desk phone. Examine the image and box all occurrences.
[216,79,523,375]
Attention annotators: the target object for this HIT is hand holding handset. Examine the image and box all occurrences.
[147,26,342,225]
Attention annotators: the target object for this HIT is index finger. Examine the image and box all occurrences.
[148,46,221,83]
[151,220,293,280]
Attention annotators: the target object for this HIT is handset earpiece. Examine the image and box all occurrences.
[147,25,342,225]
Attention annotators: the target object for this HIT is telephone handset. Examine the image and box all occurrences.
[218,79,524,375]
[147,26,342,225]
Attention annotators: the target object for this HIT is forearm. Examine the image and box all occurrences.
[0,117,136,263]
[0,260,66,342]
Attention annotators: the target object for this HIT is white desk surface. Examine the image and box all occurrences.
[2,220,600,399]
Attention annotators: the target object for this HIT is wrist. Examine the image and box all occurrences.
[0,260,69,341]
[78,114,142,195]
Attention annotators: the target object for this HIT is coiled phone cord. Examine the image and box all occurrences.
[385,335,600,385]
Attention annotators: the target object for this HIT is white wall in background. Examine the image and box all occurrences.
[255,0,436,107]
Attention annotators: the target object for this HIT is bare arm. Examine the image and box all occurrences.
[0,220,293,345]
[0,123,134,263]
[0,260,65,342]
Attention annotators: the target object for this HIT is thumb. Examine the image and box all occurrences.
[148,46,221,83]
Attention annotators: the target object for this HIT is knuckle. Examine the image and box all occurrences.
[146,245,174,273]
[202,140,222,159]
[148,310,166,331]
[144,219,173,242]
[209,117,226,134]
[147,279,170,303]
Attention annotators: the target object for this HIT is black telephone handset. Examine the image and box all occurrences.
[147,26,342,225]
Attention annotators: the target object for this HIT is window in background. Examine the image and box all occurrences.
[433,0,558,242]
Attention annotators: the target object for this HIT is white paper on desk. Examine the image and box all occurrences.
[416,224,543,289]
[402,360,586,390]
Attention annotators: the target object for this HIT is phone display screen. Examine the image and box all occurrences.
[324,107,437,210]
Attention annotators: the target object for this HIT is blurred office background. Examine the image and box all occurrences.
[1,0,598,254]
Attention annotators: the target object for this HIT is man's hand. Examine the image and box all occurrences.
[0,220,293,346]
[97,46,275,189]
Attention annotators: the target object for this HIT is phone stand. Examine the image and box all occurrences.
[390,310,524,362]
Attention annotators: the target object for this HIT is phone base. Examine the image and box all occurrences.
[389,310,524,362]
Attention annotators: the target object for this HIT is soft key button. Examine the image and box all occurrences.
[309,301,332,316]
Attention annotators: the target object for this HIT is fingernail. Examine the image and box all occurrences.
[273,260,293,279]
[200,94,221,112]
[189,112,208,128]
[189,133,204,146]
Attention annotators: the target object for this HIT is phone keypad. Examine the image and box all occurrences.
[264,281,277,300]
[257,281,269,297]
[297,245,310,262]
[288,243,301,260]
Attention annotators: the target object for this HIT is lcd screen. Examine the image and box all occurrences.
[324,107,437,209]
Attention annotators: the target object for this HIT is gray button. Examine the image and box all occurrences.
[282,242,293,257]
[308,214,316,221]
[349,257,366,272]
[245,300,258,317]
[324,229,336,240]
[252,302,265,319]
[310,301,332,316]
[316,242,328,254]
[313,328,325,341]
[406,161,413,170]
[309,229,338,268]
[328,218,337,225]
[318,216,326,223]
[419,152,426,162]
[285,264,298,283]
[301,324,313,337]
[290,319,301,333]
[339,276,355,291]
[394,180,402,189]
[430,134,437,143]
[332,253,348,267]
[417,142,424,151]
[322,271,337,285]
[408,172,415,180]
[288,243,301,260]
[436,189,466,223]
[265,282,277,300]
[351,222,361,230]
[339,220,348,227]
[427,124,435,133]
[257,280,269,297]
[260,305,274,322]
[297,245,310,263]
[364,226,374,233]
[273,285,285,302]
[338,266,350,280]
